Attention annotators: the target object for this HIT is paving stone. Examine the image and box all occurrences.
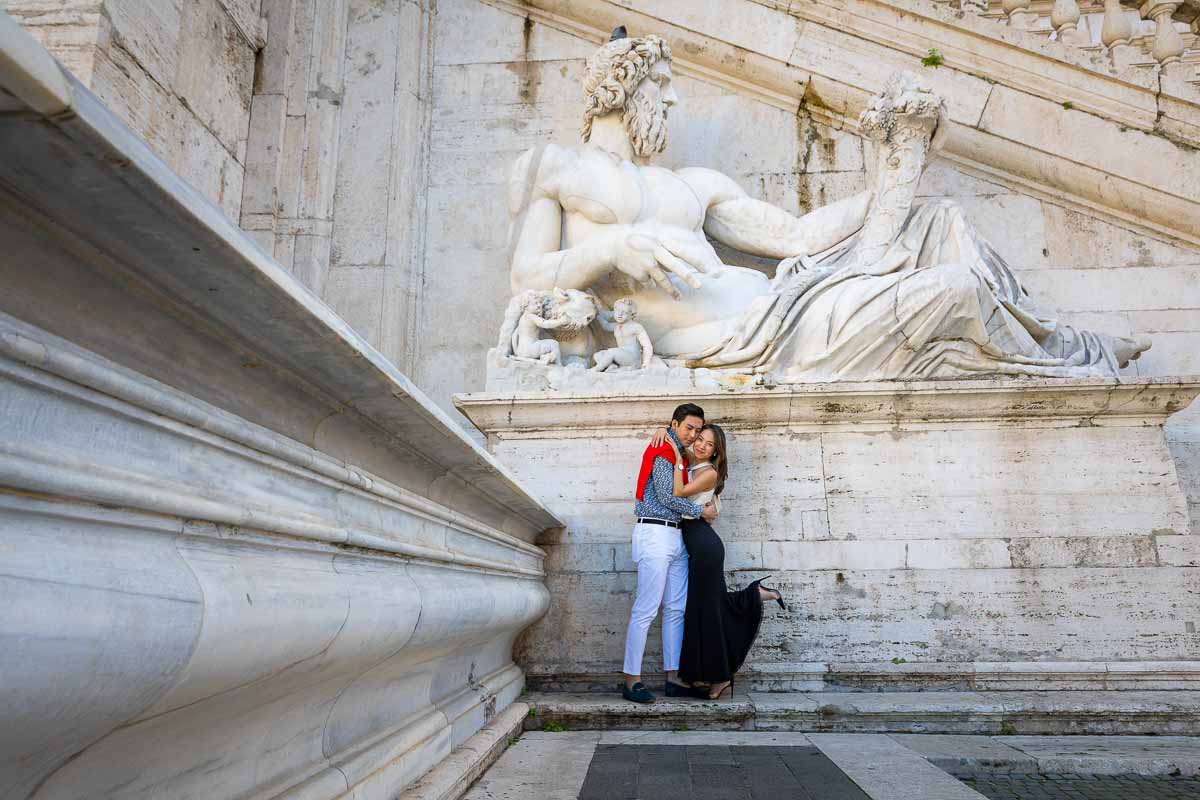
[462,732,600,800]
[890,734,1038,773]
[598,731,813,746]
[577,744,870,799]
[810,734,989,799]
[998,735,1200,777]
[957,773,1200,799]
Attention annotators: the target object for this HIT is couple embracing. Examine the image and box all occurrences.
[622,403,786,704]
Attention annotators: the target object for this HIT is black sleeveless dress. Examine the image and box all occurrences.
[677,490,765,685]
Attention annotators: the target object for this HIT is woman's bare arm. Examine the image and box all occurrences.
[649,427,668,447]
[674,467,717,498]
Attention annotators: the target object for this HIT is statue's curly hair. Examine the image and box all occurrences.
[581,35,672,143]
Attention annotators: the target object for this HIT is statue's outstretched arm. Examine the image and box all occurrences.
[680,167,871,259]
[594,307,617,332]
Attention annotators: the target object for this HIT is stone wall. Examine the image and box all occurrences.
[1,0,262,221]
[424,0,1200,531]
[459,382,1200,691]
[240,0,435,372]
[4,0,437,374]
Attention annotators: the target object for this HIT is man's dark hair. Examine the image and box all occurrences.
[671,403,705,424]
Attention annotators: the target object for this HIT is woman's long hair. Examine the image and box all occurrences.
[700,423,729,497]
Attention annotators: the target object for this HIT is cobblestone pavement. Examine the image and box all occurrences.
[579,744,870,800]
[462,731,1200,800]
[955,773,1200,799]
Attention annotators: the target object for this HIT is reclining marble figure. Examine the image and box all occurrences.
[502,31,1150,382]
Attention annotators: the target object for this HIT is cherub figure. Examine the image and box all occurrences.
[496,289,566,364]
[592,298,653,371]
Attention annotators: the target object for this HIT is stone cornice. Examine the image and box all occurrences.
[1,315,546,578]
[455,377,1200,433]
[0,24,563,539]
[486,0,1200,247]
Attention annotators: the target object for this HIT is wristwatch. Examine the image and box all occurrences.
[676,463,686,471]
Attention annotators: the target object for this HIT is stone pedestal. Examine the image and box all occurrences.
[456,378,1200,692]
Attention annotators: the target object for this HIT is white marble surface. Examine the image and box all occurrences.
[461,732,601,800]
[0,30,559,800]
[812,734,988,799]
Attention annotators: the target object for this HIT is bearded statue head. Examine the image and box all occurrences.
[581,31,674,158]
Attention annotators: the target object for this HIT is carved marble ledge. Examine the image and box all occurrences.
[0,20,559,800]
[487,349,755,393]
[458,376,1200,434]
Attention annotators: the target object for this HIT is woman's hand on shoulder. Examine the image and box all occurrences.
[667,437,682,464]
[649,426,669,447]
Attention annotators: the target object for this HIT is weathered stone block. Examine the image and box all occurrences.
[1043,203,1200,269]
[176,0,255,161]
[979,85,1199,202]
[1157,535,1200,567]
[241,92,287,216]
[323,265,385,347]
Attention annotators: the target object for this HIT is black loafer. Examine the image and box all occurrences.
[621,681,655,704]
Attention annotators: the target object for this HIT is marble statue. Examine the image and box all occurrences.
[496,287,599,366]
[501,30,1150,383]
[592,298,654,371]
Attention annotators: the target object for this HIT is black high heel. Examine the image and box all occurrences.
[754,575,787,611]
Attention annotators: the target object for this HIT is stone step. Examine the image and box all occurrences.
[524,691,1200,736]
[529,661,1200,693]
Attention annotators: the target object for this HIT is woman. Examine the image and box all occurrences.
[654,423,785,699]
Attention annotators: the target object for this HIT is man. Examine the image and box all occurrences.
[622,402,717,703]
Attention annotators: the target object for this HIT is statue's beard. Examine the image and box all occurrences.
[623,87,668,158]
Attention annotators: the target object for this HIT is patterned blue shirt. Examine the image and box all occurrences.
[634,430,703,522]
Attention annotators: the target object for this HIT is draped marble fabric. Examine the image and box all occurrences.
[684,200,1141,381]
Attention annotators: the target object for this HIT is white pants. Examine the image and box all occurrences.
[622,522,689,676]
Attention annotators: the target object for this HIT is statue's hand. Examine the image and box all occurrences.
[773,253,817,287]
[606,225,708,300]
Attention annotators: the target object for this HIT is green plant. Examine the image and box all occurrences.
[507,735,520,746]
[890,657,907,664]
[998,721,1017,736]
[921,48,944,68]
[526,707,538,718]
[1062,101,1074,110]
[674,724,690,732]
[542,720,567,733]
